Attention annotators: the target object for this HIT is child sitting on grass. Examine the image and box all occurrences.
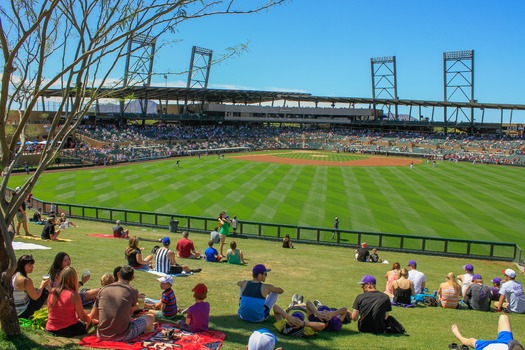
[100,273,114,287]
[148,275,178,320]
[176,283,210,332]
[204,240,222,262]
[227,241,245,265]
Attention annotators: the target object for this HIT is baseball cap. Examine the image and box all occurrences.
[15,186,21,192]
[116,220,121,225]
[161,237,171,245]
[502,268,517,278]
[157,275,173,285]
[471,274,482,281]
[491,277,502,284]
[291,311,305,321]
[361,242,367,248]
[326,316,343,332]
[358,275,377,285]
[317,305,331,312]
[464,264,474,272]
[247,328,277,350]
[407,260,417,267]
[253,264,271,276]
[192,283,208,296]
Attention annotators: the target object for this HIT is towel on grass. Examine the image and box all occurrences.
[79,323,225,350]
[87,233,128,238]
[17,235,72,242]
[144,269,191,278]
[12,241,51,250]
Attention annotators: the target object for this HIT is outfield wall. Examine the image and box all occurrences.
[28,197,524,265]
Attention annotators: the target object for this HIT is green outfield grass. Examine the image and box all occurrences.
[2,218,524,350]
[10,150,525,247]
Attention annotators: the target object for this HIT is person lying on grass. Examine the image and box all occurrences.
[272,304,326,337]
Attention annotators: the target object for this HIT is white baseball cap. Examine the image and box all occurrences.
[502,268,517,279]
[247,329,277,350]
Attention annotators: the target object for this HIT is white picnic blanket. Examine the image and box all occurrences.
[12,241,51,250]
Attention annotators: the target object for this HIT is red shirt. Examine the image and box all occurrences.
[46,289,79,331]
[176,238,194,258]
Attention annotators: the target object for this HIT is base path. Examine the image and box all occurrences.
[231,154,422,167]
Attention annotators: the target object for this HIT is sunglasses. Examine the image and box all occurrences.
[22,254,34,261]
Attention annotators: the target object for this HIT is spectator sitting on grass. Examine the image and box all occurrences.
[238,264,284,323]
[437,272,461,309]
[41,217,61,241]
[204,240,222,262]
[451,314,523,350]
[210,227,220,244]
[495,269,525,314]
[227,241,245,265]
[45,266,94,337]
[464,274,491,312]
[113,220,129,238]
[32,208,44,224]
[176,231,201,259]
[369,248,381,263]
[58,212,77,228]
[351,275,392,334]
[458,263,475,296]
[125,236,153,270]
[282,234,294,249]
[12,254,50,319]
[148,275,178,320]
[100,273,114,287]
[175,283,210,333]
[154,237,201,275]
[490,277,502,302]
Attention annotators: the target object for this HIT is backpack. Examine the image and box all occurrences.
[384,315,406,334]
[423,296,438,307]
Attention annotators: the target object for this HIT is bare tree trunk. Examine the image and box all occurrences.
[0,233,20,336]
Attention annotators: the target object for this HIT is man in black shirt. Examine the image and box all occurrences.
[351,275,391,333]
[355,242,370,262]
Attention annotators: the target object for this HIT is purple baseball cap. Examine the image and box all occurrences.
[253,264,271,276]
[407,260,417,267]
[291,311,305,321]
[471,274,482,281]
[317,305,331,312]
[161,237,170,245]
[358,275,377,285]
[464,264,474,272]
[326,316,343,332]
[491,277,502,284]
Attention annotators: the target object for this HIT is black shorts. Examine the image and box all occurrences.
[169,265,183,274]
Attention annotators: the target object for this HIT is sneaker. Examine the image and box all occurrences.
[291,294,300,305]
[314,300,322,309]
[297,295,304,304]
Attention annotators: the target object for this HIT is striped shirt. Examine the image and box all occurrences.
[155,247,171,274]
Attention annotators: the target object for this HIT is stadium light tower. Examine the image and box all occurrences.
[370,56,398,120]
[122,34,157,118]
[443,50,475,132]
[184,46,213,114]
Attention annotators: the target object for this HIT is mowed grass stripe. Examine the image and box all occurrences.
[298,166,328,227]
[415,165,504,242]
[339,167,380,232]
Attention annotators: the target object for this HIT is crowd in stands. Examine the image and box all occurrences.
[56,124,525,167]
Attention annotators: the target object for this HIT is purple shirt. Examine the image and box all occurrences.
[187,301,210,332]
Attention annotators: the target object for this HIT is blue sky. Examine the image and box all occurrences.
[140,1,525,122]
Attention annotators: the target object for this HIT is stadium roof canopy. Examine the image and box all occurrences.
[40,86,525,111]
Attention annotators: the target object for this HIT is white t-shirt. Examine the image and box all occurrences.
[499,280,525,313]
[408,269,426,294]
[460,273,473,296]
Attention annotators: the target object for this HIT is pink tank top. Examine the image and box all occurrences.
[46,289,79,331]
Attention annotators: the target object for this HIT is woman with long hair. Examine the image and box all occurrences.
[125,236,152,270]
[384,262,401,296]
[218,211,232,257]
[437,272,462,309]
[391,268,415,305]
[45,266,94,336]
[48,252,99,303]
[12,254,50,318]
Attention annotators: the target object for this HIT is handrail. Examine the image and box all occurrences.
[25,195,523,265]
